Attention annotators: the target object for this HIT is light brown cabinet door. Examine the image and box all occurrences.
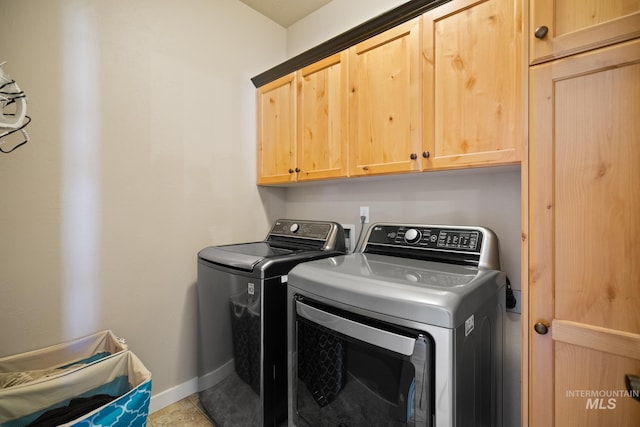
[529,39,640,427]
[296,52,348,181]
[257,73,296,185]
[530,0,640,64]
[348,18,422,177]
[422,0,523,170]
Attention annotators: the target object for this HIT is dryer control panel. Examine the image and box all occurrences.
[362,223,500,269]
[366,225,482,252]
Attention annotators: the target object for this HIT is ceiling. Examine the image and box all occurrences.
[238,0,333,27]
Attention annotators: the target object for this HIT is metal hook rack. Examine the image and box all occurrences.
[0,61,31,153]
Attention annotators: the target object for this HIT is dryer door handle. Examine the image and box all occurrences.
[295,300,416,356]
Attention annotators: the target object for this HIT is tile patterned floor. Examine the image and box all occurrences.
[148,393,215,426]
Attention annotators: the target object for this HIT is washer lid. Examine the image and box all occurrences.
[198,219,346,274]
[288,253,505,328]
[198,242,294,272]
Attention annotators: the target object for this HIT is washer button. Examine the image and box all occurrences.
[404,228,421,244]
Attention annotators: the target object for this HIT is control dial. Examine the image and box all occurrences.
[404,228,421,244]
[289,223,300,233]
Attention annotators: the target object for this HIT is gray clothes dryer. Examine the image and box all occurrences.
[287,223,506,427]
[197,219,345,427]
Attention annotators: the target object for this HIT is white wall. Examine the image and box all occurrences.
[0,0,286,404]
[282,1,522,425]
[286,0,407,57]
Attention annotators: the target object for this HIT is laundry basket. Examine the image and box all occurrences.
[0,331,151,426]
[0,330,127,389]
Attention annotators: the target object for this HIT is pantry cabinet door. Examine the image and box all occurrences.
[348,18,422,177]
[296,52,348,181]
[257,73,296,185]
[530,0,640,64]
[529,39,640,427]
[423,0,523,170]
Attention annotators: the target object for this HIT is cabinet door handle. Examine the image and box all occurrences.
[625,374,640,402]
[410,153,418,160]
[534,321,549,335]
[288,168,294,174]
[295,168,300,173]
[422,151,430,158]
[534,25,549,39]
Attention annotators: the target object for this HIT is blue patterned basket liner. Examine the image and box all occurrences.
[68,378,152,427]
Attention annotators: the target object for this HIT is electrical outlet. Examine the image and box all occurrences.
[359,206,370,223]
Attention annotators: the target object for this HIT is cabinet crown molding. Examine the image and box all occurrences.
[250,0,450,88]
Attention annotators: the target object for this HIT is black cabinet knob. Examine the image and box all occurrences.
[625,374,640,402]
[534,25,549,39]
[295,168,300,173]
[410,153,418,160]
[288,168,294,174]
[534,321,549,335]
[422,151,430,158]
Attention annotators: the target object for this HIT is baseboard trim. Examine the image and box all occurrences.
[149,360,235,414]
[149,377,198,414]
[198,359,235,391]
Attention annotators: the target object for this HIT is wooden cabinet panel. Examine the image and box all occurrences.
[296,52,348,181]
[555,342,640,427]
[529,39,640,426]
[423,0,523,170]
[257,74,296,185]
[530,0,640,64]
[554,59,640,331]
[349,18,422,177]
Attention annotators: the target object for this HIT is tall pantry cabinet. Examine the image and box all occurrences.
[526,0,640,425]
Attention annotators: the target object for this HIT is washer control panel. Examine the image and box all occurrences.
[366,224,483,253]
[269,219,333,240]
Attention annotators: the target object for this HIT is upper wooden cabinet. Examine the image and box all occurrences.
[257,0,526,184]
[296,52,349,182]
[348,18,423,177]
[422,0,523,170]
[257,54,348,185]
[530,0,640,64]
[257,73,296,185]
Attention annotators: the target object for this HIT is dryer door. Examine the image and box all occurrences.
[292,297,434,427]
